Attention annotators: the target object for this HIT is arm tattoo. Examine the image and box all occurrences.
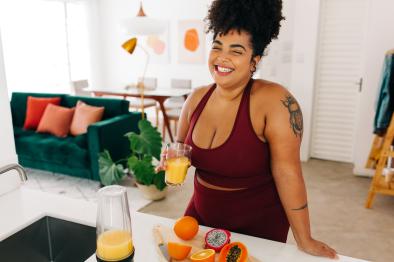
[292,202,308,211]
[281,95,303,138]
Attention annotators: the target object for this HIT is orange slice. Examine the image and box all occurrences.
[167,242,192,260]
[190,249,215,262]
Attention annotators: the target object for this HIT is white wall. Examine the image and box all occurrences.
[288,0,321,161]
[353,0,394,176]
[94,0,304,90]
[260,0,296,89]
[93,0,213,89]
[0,27,21,195]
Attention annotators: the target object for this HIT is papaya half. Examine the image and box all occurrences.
[218,242,248,262]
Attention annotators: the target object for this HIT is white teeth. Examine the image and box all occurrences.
[217,66,233,73]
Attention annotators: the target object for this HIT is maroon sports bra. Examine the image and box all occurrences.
[184,79,274,188]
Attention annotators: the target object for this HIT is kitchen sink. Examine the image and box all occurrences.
[0,216,96,262]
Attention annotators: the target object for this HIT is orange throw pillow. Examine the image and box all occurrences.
[36,104,75,137]
[23,96,61,130]
[70,101,104,136]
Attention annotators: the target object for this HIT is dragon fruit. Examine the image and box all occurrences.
[204,228,231,252]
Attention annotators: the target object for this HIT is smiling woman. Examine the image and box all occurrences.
[156,0,338,260]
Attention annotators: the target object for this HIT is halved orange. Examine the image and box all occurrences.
[190,249,215,262]
[167,242,192,260]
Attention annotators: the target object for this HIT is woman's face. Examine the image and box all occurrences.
[208,29,260,88]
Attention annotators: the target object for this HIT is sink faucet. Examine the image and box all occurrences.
[0,163,28,182]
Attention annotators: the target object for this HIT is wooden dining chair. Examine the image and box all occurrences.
[70,79,91,96]
[163,79,192,109]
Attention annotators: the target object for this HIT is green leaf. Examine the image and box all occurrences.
[127,155,139,170]
[125,119,162,160]
[98,150,125,186]
[128,155,155,185]
[127,154,166,191]
[153,170,167,191]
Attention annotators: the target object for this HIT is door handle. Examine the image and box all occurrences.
[356,78,363,92]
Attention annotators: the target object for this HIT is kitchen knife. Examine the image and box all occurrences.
[152,226,171,262]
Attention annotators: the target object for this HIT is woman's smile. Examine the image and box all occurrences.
[214,65,235,76]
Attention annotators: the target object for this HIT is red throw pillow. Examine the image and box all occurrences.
[36,104,75,137]
[70,101,104,136]
[23,96,61,130]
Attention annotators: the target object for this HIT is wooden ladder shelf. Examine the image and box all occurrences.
[365,114,394,208]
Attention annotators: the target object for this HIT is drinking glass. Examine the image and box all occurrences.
[165,142,192,186]
[96,185,134,262]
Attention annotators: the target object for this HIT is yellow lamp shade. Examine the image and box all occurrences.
[122,38,137,54]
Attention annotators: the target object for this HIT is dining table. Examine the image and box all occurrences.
[88,87,191,142]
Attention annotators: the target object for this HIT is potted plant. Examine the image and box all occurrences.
[98,119,167,200]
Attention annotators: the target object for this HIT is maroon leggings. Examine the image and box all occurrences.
[185,176,289,243]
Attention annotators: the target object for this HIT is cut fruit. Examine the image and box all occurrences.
[190,249,215,262]
[218,242,248,262]
[173,216,199,240]
[167,242,192,260]
[204,228,231,252]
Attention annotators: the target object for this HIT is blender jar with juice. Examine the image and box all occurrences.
[96,185,134,262]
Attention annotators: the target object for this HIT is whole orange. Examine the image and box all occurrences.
[167,242,192,260]
[173,216,199,240]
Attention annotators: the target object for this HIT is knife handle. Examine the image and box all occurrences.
[153,226,165,245]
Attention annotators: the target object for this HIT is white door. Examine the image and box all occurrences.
[310,0,368,162]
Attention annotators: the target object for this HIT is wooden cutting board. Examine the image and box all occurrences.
[154,224,261,262]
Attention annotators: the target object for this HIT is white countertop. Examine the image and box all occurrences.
[0,186,368,262]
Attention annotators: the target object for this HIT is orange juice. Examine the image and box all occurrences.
[96,230,133,261]
[165,156,191,185]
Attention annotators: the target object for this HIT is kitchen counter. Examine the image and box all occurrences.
[0,186,368,262]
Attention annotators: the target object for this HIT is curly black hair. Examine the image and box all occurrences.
[206,0,285,57]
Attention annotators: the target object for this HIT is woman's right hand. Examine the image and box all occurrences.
[155,148,167,173]
[298,237,338,259]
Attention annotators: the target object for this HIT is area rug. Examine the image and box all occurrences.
[23,168,152,212]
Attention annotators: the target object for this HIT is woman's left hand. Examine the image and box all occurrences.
[298,237,338,259]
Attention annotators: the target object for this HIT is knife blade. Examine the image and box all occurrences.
[152,226,171,262]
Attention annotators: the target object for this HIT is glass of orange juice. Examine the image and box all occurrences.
[165,142,192,186]
[96,185,134,262]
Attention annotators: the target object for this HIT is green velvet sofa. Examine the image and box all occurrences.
[10,92,142,182]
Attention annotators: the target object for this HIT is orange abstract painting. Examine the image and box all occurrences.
[184,28,199,52]
[178,20,205,64]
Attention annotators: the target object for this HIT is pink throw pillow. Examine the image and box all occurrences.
[70,101,104,136]
[36,104,75,137]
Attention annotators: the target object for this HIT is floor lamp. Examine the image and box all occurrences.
[121,1,165,119]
